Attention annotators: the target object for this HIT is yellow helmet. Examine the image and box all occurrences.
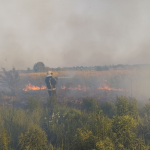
[47,71,52,75]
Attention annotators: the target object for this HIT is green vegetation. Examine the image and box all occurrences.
[0,96,150,149]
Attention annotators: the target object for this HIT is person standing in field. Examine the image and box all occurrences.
[45,71,57,96]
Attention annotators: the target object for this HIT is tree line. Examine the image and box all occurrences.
[24,62,150,73]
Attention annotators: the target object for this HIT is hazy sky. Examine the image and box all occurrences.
[0,0,150,69]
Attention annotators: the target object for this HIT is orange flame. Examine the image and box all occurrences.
[61,84,123,92]
[23,83,123,92]
[23,82,46,91]
[98,84,123,91]
[61,86,66,90]
[61,85,86,91]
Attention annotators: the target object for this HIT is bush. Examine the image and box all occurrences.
[19,124,47,150]
[82,97,97,112]
[26,96,41,111]
[100,102,116,118]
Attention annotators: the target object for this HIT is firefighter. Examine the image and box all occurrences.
[45,71,57,96]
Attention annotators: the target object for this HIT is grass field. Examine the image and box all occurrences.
[20,69,146,80]
[18,68,150,102]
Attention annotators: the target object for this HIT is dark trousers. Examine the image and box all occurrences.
[48,89,56,96]
[48,90,51,96]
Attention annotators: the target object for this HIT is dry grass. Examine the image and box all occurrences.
[20,71,67,80]
[19,68,150,83]
[19,69,138,79]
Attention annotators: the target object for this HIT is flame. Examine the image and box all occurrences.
[61,86,66,90]
[98,84,123,91]
[61,85,86,91]
[61,84,123,92]
[23,82,46,91]
[23,83,123,92]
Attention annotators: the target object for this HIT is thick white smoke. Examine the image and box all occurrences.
[0,0,150,69]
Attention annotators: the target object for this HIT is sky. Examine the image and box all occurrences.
[0,0,150,69]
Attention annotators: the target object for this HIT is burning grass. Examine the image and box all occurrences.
[1,68,150,108]
[23,82,46,91]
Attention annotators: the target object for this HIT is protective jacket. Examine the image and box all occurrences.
[45,75,57,89]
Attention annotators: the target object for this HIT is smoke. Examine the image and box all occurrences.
[0,0,150,69]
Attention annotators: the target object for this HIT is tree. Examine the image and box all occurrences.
[95,137,114,150]
[116,96,129,116]
[100,102,116,118]
[133,138,149,150]
[19,124,47,150]
[112,115,136,149]
[89,111,112,141]
[140,100,150,117]
[0,68,20,97]
[72,128,97,150]
[33,62,45,72]
[82,97,98,113]
[0,128,10,150]
[116,96,138,119]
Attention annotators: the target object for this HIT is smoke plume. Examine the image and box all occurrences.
[0,0,150,69]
